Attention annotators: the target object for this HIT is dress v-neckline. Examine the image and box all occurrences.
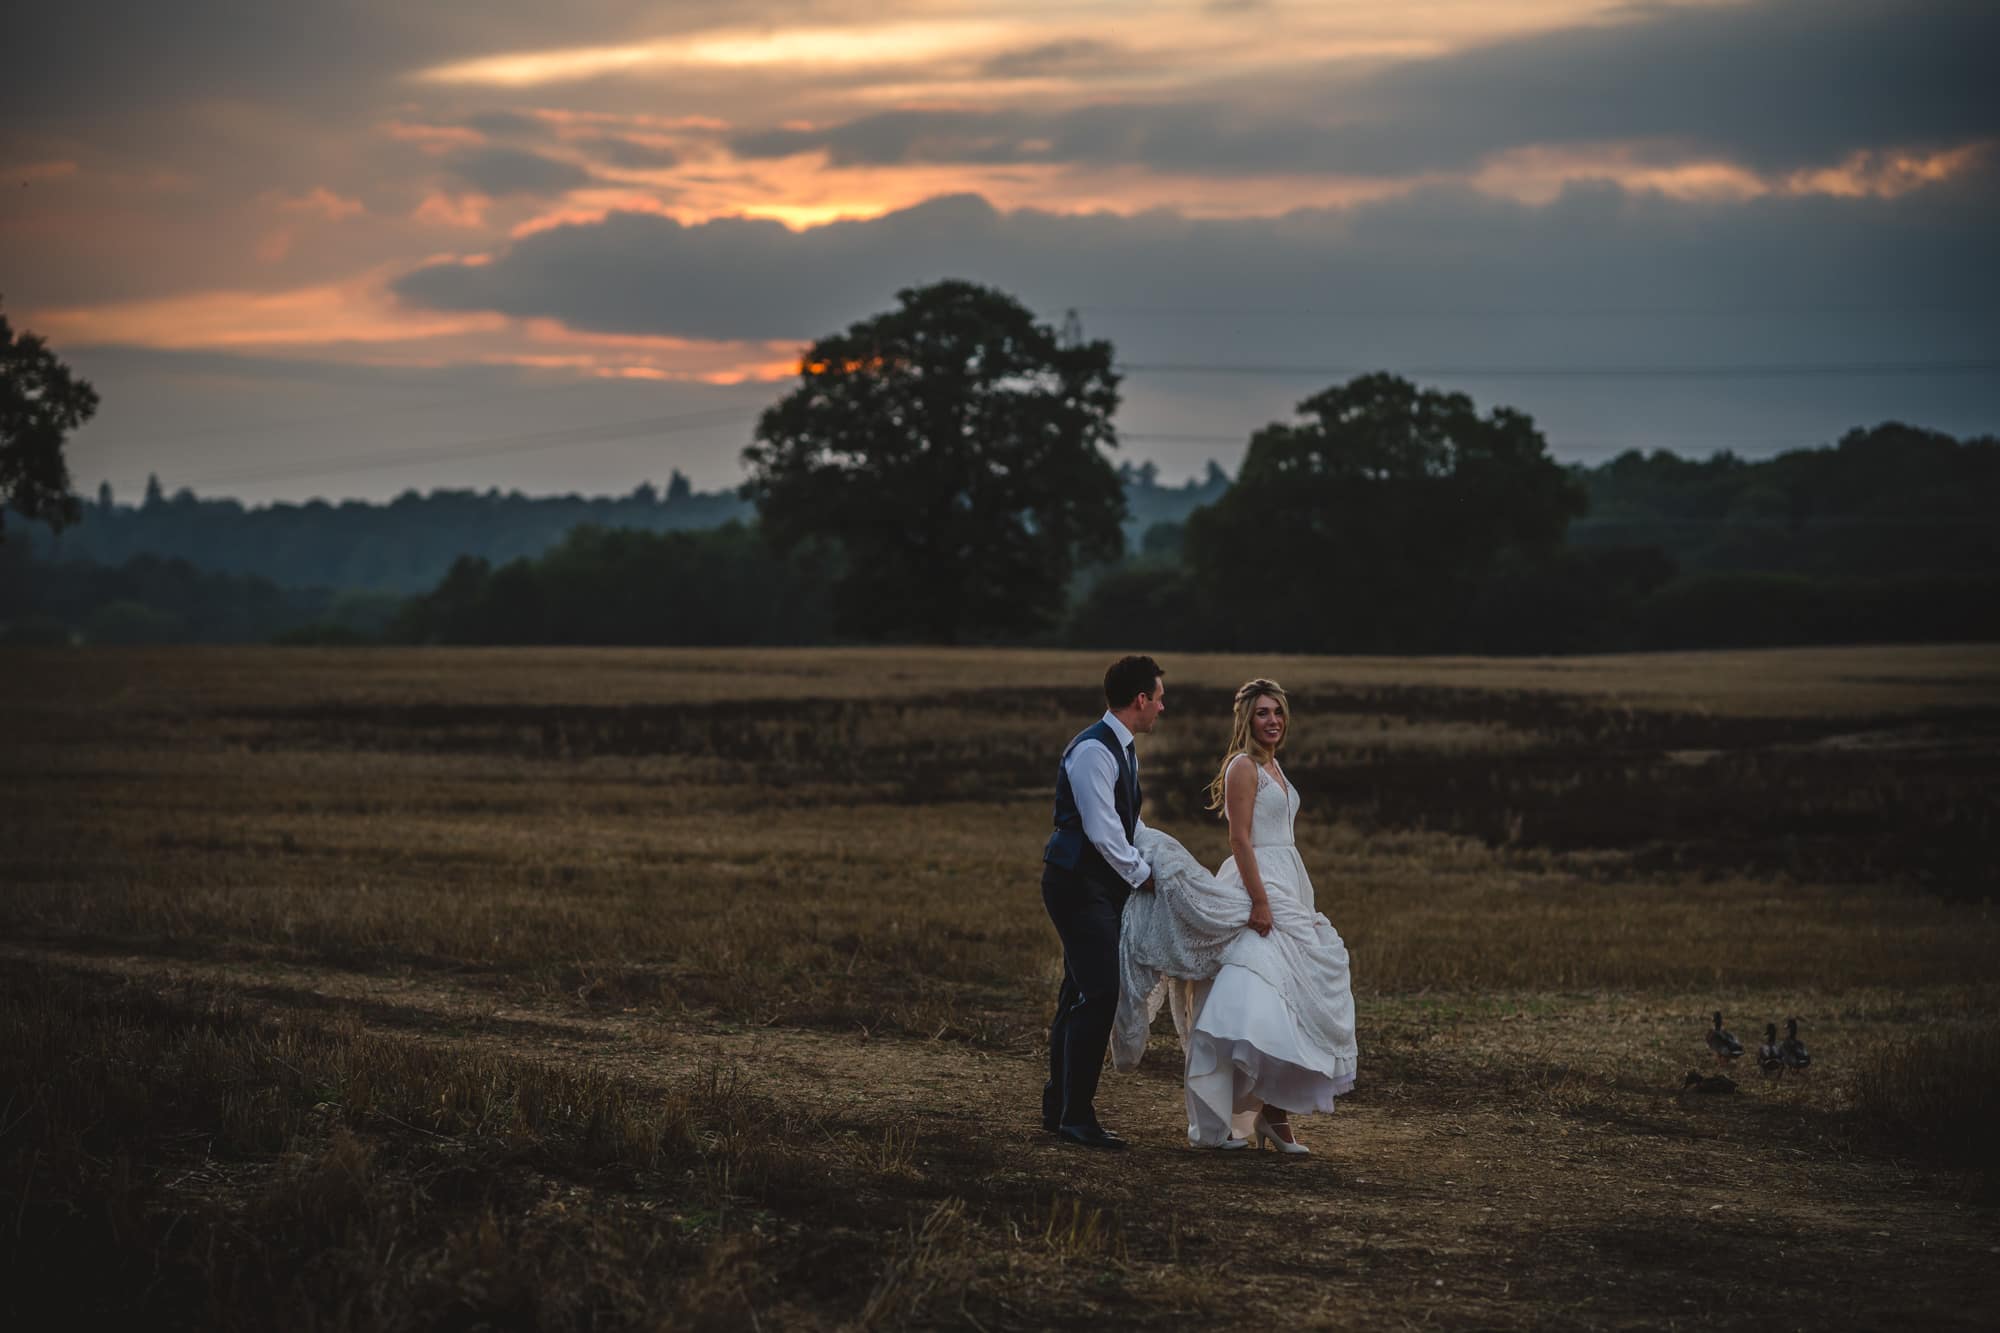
[1261,758,1289,797]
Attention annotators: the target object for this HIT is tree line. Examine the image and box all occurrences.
[13,459,1228,597]
[4,283,1997,651]
[20,473,751,595]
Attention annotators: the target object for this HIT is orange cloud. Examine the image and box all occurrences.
[1473,144,1767,203]
[1471,139,1997,205]
[30,281,508,350]
[657,153,1425,229]
[513,319,802,383]
[416,20,1019,87]
[414,191,491,227]
[25,265,800,388]
[276,186,366,220]
[381,120,487,153]
[508,191,679,238]
[529,108,730,133]
[1782,141,1994,199]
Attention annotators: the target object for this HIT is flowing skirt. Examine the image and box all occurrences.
[1182,843,1356,1146]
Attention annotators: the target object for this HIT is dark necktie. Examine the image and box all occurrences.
[1125,742,1139,806]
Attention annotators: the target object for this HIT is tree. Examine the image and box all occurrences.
[1,302,99,538]
[1184,373,1584,652]
[742,280,1125,642]
[665,468,692,503]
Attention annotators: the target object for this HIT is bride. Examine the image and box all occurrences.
[1113,678,1358,1152]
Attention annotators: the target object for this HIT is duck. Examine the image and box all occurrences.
[1756,1022,1784,1078]
[1683,1070,1737,1094]
[1779,1017,1811,1072]
[1706,1011,1744,1066]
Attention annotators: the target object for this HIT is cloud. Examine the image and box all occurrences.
[580,136,683,170]
[393,156,2000,359]
[729,0,2000,177]
[2,3,767,120]
[979,39,1123,79]
[460,109,546,139]
[446,146,592,195]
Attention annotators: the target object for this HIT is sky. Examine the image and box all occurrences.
[5,0,1998,505]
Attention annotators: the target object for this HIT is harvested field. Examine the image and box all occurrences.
[2,644,1996,1329]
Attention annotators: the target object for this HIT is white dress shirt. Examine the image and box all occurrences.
[1063,709,1152,888]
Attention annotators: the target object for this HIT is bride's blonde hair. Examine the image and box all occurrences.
[1205,678,1291,813]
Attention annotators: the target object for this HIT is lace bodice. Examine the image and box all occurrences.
[1228,753,1299,848]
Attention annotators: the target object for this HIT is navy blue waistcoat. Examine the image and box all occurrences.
[1043,720,1141,893]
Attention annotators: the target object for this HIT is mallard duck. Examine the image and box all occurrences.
[1683,1070,1737,1094]
[1706,1011,1744,1066]
[1779,1017,1811,1072]
[1757,1022,1784,1078]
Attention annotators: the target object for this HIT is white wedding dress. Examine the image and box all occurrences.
[1114,756,1357,1146]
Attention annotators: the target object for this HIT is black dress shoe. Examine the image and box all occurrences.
[1044,1117,1122,1139]
[1056,1123,1128,1150]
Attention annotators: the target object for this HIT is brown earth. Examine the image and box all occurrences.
[4,644,1996,1329]
[7,937,1995,1331]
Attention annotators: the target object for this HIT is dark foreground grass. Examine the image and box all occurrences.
[0,962,1235,1331]
[0,963,784,1329]
[4,646,1997,1328]
[1853,1023,2000,1187]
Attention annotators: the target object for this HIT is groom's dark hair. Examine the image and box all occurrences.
[1104,655,1164,710]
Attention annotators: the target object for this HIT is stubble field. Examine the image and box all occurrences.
[3,643,1997,1330]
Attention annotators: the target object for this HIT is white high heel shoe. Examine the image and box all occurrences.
[1254,1111,1310,1155]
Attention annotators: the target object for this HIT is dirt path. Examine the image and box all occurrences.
[8,940,1996,1330]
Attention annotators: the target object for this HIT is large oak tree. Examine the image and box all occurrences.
[1,303,98,538]
[1185,373,1585,652]
[743,281,1125,641]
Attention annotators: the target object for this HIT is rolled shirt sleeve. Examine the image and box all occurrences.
[1064,741,1153,889]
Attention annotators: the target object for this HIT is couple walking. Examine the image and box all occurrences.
[1042,655,1358,1152]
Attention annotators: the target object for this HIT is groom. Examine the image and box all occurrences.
[1041,654,1165,1150]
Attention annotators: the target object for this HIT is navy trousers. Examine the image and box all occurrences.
[1041,864,1128,1129]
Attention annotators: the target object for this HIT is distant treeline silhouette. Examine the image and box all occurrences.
[391,523,839,647]
[4,421,1997,652]
[13,461,1230,597]
[17,470,749,595]
[1083,418,1997,654]
[0,540,400,646]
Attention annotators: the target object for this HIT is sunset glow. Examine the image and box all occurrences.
[417,20,1020,88]
[9,0,1994,500]
[1782,141,1996,198]
[33,284,508,351]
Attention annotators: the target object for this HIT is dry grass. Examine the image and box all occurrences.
[2,643,1997,1328]
[4,640,1998,715]
[0,964,785,1329]
[1853,1022,2000,1178]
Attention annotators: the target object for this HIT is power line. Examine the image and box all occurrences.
[150,412,1914,493]
[1080,302,2000,320]
[1115,358,2000,380]
[1121,430,1829,452]
[119,356,1997,492]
